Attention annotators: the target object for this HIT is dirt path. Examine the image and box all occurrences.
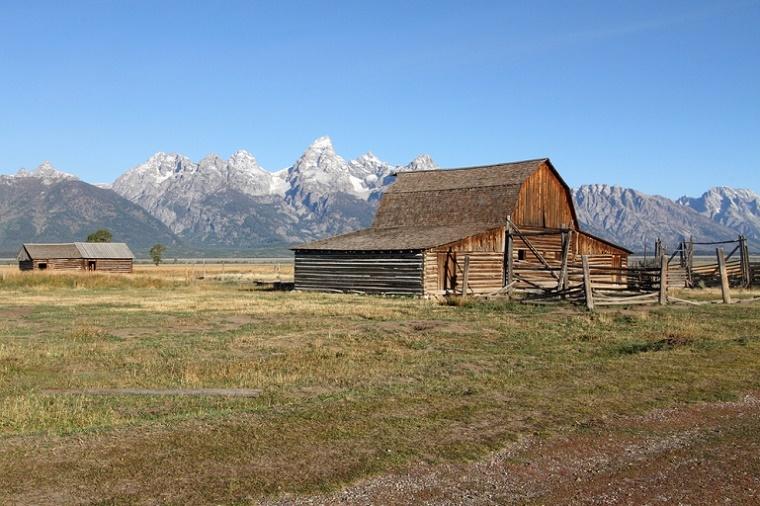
[266,394,760,505]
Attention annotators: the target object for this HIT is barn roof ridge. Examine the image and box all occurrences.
[402,157,550,174]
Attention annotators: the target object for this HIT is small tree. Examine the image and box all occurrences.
[87,229,112,243]
[149,244,166,266]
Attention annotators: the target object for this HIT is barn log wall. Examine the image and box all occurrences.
[295,251,423,295]
[423,228,505,295]
[421,226,630,295]
[504,227,629,290]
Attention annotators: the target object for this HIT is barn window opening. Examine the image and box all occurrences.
[517,250,527,260]
[38,263,47,270]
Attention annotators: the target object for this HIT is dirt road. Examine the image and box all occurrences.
[267,394,760,505]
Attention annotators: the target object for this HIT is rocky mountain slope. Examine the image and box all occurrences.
[573,185,754,252]
[111,137,437,247]
[0,164,180,257]
[677,187,760,241]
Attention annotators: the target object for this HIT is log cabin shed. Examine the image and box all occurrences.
[17,242,134,273]
[292,158,631,296]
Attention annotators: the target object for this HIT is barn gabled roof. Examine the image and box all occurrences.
[17,242,134,260]
[373,158,579,229]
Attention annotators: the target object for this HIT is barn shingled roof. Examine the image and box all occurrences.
[294,158,553,251]
[372,158,554,229]
[293,224,503,251]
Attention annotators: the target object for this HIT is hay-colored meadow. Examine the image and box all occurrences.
[1,265,759,504]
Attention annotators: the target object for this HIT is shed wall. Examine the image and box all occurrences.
[17,258,133,272]
[91,259,134,273]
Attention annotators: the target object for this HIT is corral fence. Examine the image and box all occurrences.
[512,255,667,309]
[450,228,760,310]
[655,236,754,289]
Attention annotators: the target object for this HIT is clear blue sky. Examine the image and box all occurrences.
[1,0,758,197]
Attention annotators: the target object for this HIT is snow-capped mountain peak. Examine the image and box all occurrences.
[107,137,437,243]
[228,149,259,168]
[404,154,437,172]
[677,187,760,240]
[308,135,335,152]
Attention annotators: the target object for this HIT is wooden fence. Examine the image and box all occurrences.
[656,235,753,289]
[513,255,665,308]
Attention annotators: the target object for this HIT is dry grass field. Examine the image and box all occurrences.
[1,265,759,504]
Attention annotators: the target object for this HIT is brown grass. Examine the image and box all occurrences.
[0,265,759,504]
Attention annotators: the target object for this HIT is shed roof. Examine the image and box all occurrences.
[18,243,81,261]
[18,242,134,260]
[74,242,134,259]
[293,224,501,251]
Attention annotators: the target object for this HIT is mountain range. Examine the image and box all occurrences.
[1,137,758,257]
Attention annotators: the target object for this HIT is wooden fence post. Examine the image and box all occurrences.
[504,218,514,292]
[739,235,750,288]
[689,238,695,284]
[717,247,732,304]
[462,255,470,297]
[659,254,668,305]
[558,227,571,293]
[582,255,594,311]
[746,237,753,289]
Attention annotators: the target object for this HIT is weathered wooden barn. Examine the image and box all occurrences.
[17,242,135,273]
[293,158,630,296]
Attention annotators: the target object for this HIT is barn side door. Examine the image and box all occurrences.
[437,251,458,292]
